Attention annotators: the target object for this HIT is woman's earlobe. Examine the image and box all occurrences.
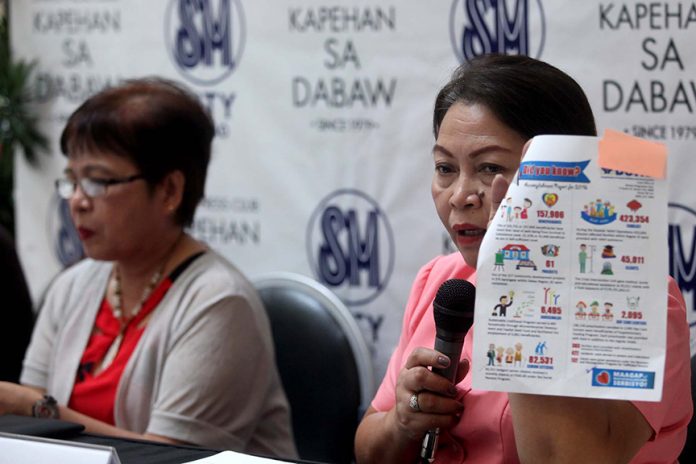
[164,170,185,206]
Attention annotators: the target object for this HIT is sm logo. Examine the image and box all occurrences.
[50,196,85,268]
[668,203,696,355]
[449,0,546,63]
[306,189,395,306]
[165,0,246,86]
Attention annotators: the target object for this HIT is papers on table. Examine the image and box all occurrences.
[184,450,295,463]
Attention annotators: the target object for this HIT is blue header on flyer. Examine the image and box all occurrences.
[519,160,590,183]
[591,368,655,389]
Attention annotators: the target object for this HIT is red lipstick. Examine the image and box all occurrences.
[452,223,486,246]
[77,227,95,240]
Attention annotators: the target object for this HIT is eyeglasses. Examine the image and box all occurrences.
[55,174,145,199]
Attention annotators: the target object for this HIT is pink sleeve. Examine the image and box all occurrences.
[631,277,692,438]
[371,258,439,412]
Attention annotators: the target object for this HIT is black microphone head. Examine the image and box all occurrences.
[433,279,476,333]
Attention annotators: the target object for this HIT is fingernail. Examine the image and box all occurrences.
[437,356,449,367]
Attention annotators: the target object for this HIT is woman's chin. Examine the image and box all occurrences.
[80,243,114,262]
[457,247,479,269]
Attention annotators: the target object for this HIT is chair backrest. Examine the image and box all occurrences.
[253,272,374,464]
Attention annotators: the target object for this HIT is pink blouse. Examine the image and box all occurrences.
[372,253,692,463]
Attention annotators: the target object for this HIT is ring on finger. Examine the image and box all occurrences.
[409,392,421,412]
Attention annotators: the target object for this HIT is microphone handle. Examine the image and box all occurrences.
[421,336,464,462]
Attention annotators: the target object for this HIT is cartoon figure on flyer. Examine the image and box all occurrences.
[582,199,617,225]
[541,244,559,257]
[505,197,513,221]
[520,198,532,219]
[514,343,523,367]
[627,296,640,310]
[579,244,588,273]
[496,346,505,365]
[575,300,587,320]
[601,245,616,259]
[589,301,601,320]
[535,341,547,355]
[487,343,496,366]
[601,261,614,275]
[602,302,614,321]
[505,347,514,364]
[493,291,515,317]
[494,249,505,271]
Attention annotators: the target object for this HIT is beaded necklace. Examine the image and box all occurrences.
[98,234,182,373]
[111,265,163,322]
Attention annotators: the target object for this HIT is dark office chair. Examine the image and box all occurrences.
[679,354,696,462]
[0,225,34,382]
[254,272,374,464]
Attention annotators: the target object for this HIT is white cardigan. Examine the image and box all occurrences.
[21,251,297,458]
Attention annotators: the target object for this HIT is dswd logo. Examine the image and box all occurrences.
[668,203,696,354]
[449,0,546,63]
[165,0,246,86]
[48,196,85,267]
[307,189,394,306]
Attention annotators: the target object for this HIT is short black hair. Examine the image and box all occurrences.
[433,54,596,139]
[61,78,214,227]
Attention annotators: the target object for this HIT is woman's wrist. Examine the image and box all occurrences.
[384,408,423,456]
[0,382,43,417]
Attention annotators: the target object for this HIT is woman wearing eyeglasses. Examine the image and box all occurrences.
[0,78,297,458]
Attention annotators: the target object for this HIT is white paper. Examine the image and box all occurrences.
[184,450,293,464]
[472,135,668,401]
[0,433,120,464]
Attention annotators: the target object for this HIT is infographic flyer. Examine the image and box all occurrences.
[471,135,668,401]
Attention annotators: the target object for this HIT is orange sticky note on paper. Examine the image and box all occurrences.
[598,129,667,179]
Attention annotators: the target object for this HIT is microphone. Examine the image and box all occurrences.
[421,278,476,463]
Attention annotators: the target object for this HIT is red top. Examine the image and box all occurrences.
[69,277,172,425]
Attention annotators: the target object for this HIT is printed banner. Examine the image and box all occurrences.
[10,1,696,386]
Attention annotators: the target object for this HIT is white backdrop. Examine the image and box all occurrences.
[10,0,696,381]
